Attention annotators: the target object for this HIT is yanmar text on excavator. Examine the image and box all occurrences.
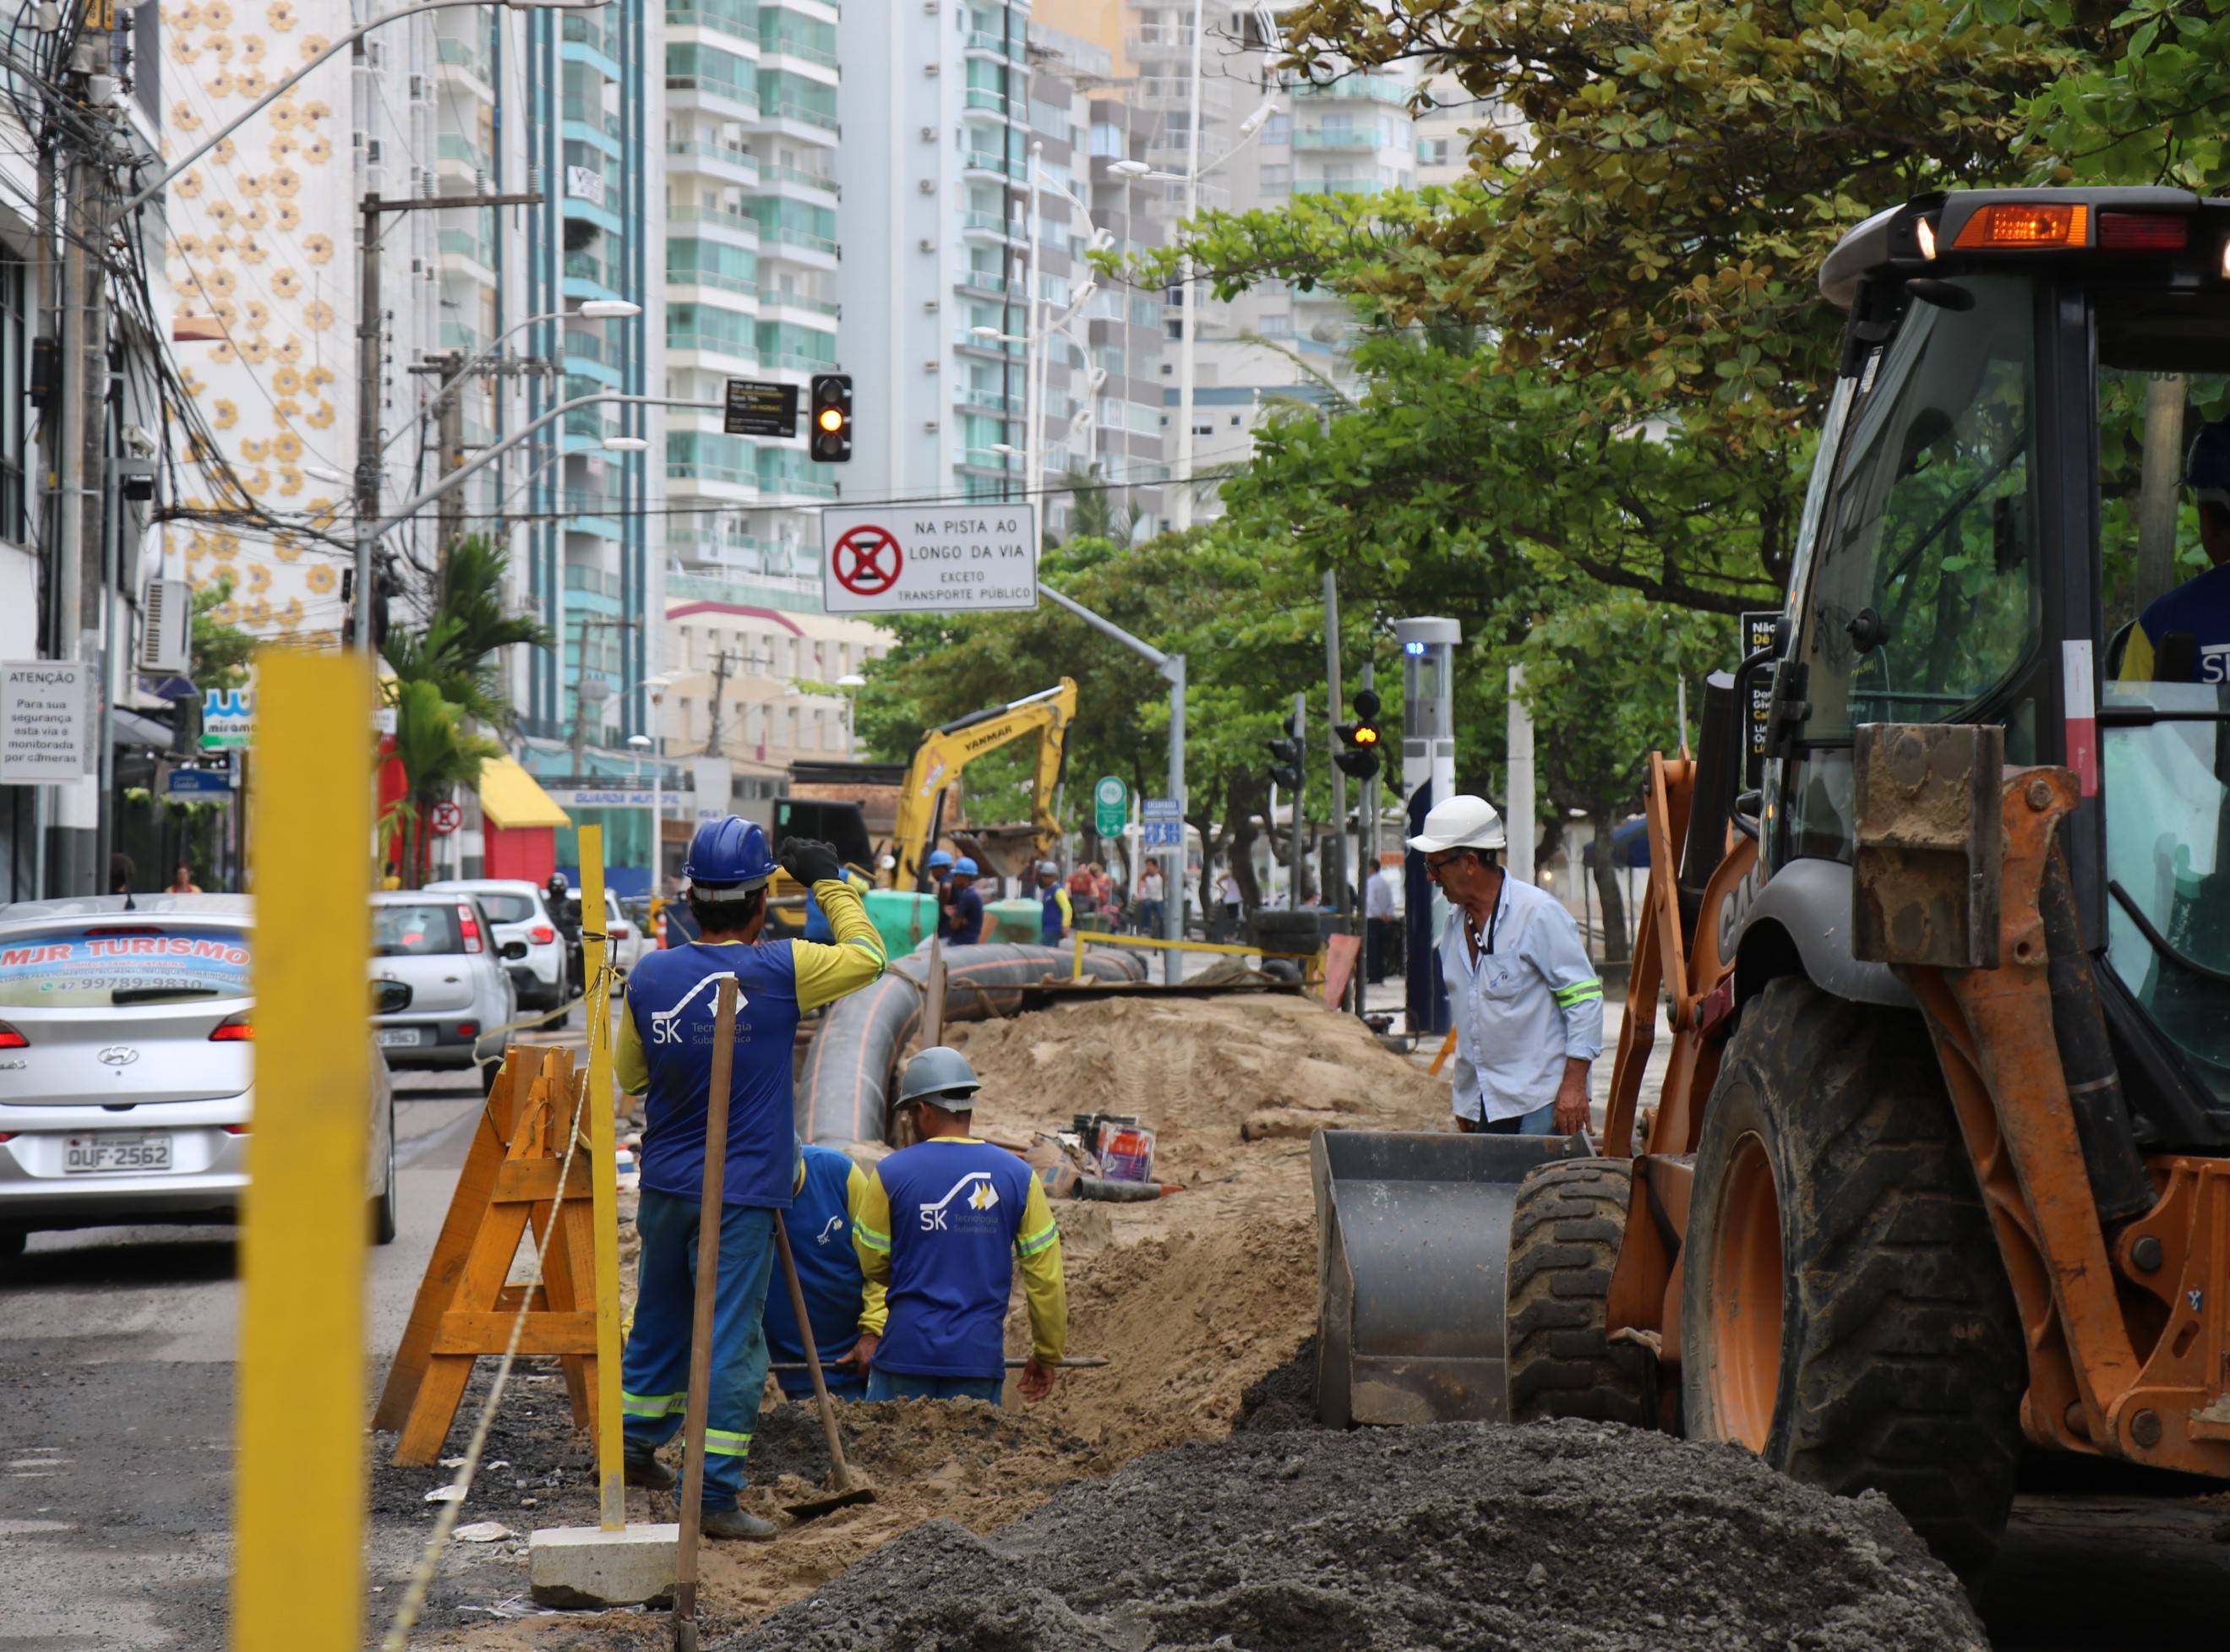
[1313,186,2230,1579]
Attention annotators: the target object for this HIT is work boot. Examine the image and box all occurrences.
[700,1505,777,1541]
[622,1450,674,1491]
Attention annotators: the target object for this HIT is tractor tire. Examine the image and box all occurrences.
[1682,975,2026,1579]
[1505,1159,1655,1427]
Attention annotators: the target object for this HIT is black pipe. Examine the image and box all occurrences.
[2038,843,2156,1226]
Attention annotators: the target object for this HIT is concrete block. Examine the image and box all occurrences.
[527,1522,679,1609]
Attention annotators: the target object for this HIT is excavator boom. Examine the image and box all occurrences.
[891,678,1077,889]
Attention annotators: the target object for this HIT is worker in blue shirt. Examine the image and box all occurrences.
[2120,421,2230,683]
[761,1141,886,1401]
[613,817,886,1540]
[853,1047,1067,1403]
[941,856,986,946]
[926,848,956,937]
[1035,860,1071,946]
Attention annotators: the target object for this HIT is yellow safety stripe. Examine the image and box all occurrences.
[1017,1175,1067,1364]
[853,1219,891,1252]
[1017,1222,1059,1258]
[853,1167,895,1279]
[847,1160,890,1334]
[704,1428,752,1457]
[621,1389,686,1417]
[1554,979,1604,1008]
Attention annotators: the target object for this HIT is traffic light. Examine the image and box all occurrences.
[809,373,853,463]
[1267,712,1304,790]
[1334,687,1382,780]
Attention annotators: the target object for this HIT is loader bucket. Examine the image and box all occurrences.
[1311,1129,1592,1427]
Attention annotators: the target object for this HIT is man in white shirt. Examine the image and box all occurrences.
[1409,794,1602,1136]
[1364,863,1398,983]
[1136,864,1165,937]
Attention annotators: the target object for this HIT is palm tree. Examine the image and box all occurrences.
[1053,465,1142,548]
[384,679,504,886]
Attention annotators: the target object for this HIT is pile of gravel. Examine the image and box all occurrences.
[723,1420,1987,1652]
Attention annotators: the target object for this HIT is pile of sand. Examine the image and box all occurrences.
[728,1422,1990,1652]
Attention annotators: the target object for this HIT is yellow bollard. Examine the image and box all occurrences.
[578,826,626,1529]
[233,650,371,1651]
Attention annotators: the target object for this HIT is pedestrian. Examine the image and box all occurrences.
[1036,860,1071,946]
[853,1046,1066,1403]
[761,1140,886,1402]
[1213,865,1241,940]
[941,856,985,945]
[1136,861,1164,938]
[1365,860,1398,984]
[613,817,887,1540]
[167,863,203,895]
[547,872,583,993]
[1409,795,1601,1137]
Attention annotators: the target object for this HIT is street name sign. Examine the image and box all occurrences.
[819,503,1038,614]
[1142,796,1182,848]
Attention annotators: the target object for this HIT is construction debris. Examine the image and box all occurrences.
[725,1421,1989,1652]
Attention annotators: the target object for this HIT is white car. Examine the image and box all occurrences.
[368,891,521,1071]
[424,878,566,1011]
[0,894,400,1262]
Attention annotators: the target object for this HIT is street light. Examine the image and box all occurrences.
[600,436,651,452]
[613,677,673,898]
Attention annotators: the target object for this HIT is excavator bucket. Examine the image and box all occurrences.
[1311,1129,1591,1426]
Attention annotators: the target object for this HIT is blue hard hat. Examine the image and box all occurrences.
[926,849,955,870]
[2189,422,2230,494]
[952,856,979,876]
[683,815,777,897]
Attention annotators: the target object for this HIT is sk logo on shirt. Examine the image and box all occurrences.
[919,1170,998,1230]
[647,973,746,1044]
[814,1213,845,1244]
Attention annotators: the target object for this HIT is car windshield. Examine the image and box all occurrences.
[0,925,253,1008]
[475,893,537,924]
[2096,289,2230,1099]
[373,903,463,957]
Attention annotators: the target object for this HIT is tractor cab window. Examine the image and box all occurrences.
[1785,275,2042,861]
[2096,295,2230,1100]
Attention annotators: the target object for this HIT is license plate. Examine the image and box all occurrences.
[63,1132,172,1175]
[377,1028,423,1047]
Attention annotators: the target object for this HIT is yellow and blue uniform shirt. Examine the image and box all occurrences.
[2118,562,2230,683]
[853,1137,1066,1378]
[1039,883,1072,945]
[617,879,886,1207]
[762,1145,888,1393]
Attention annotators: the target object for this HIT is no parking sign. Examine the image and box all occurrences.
[819,504,1038,614]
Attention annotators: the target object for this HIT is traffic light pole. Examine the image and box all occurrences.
[1289,690,1306,911]
[1039,583,1185,983]
[1323,569,1345,920]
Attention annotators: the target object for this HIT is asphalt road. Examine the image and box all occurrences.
[0,1066,491,1649]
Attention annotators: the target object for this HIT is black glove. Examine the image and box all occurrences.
[779,837,844,887]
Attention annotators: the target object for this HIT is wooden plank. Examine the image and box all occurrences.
[393,1197,532,1464]
[371,1050,519,1431]
[491,1156,595,1204]
[430,1311,597,1355]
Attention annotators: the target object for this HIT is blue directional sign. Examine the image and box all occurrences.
[166,768,235,797]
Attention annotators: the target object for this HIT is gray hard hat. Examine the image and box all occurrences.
[895,1044,980,1111]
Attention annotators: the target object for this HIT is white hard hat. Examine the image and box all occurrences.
[1407,794,1507,854]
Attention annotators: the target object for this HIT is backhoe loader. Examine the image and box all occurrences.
[1314,186,2230,1577]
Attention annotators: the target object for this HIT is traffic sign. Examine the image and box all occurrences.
[1142,796,1182,847]
[166,767,235,797]
[820,503,1037,614]
[723,379,797,438]
[428,800,466,837]
[1093,774,1127,837]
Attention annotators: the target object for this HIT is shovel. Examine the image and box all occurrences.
[772,1211,878,1521]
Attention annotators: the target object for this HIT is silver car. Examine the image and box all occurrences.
[424,878,567,1011]
[368,891,521,1072]
[0,894,399,1262]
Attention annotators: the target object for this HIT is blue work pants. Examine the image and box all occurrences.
[865,1369,1004,1404]
[620,1190,776,1510]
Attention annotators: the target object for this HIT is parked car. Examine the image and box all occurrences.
[603,890,646,979]
[0,894,400,1261]
[424,878,566,1011]
[368,891,521,1072]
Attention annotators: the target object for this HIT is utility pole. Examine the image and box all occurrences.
[1323,569,1345,919]
[425,349,466,554]
[1289,689,1305,911]
[702,646,733,756]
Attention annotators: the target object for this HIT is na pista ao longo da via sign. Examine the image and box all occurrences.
[819,504,1038,614]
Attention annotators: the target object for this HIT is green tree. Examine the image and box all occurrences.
[383,679,504,887]
[190,574,256,690]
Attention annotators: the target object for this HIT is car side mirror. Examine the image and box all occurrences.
[372,979,413,1015]
[499,940,529,961]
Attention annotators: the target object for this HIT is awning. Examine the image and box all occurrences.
[478,756,571,830]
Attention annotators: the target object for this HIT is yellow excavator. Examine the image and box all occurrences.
[760,679,1077,934]
[888,678,1077,891]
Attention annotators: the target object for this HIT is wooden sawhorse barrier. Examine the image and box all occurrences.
[373,1044,602,1464]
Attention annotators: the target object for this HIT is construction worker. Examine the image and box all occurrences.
[1409,794,1602,1137]
[942,856,985,946]
[853,1046,1066,1402]
[2119,420,2230,682]
[761,1140,886,1401]
[613,817,887,1540]
[1036,860,1071,946]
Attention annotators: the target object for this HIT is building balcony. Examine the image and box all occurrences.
[759,35,837,69]
[665,335,760,368]
[955,330,1022,358]
[759,287,840,318]
[955,270,1016,297]
[962,150,1021,180]
[665,6,757,41]
[759,99,839,134]
[667,203,761,241]
[959,210,1028,244]
[664,76,760,117]
[439,229,497,281]
[1291,129,1396,150]
[667,269,760,301]
[1289,70,1414,107]
[434,34,492,90]
[755,226,839,265]
[760,163,839,199]
[1289,177,1388,198]
[963,28,1024,57]
[953,385,1019,413]
[666,142,762,189]
[963,89,1023,118]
